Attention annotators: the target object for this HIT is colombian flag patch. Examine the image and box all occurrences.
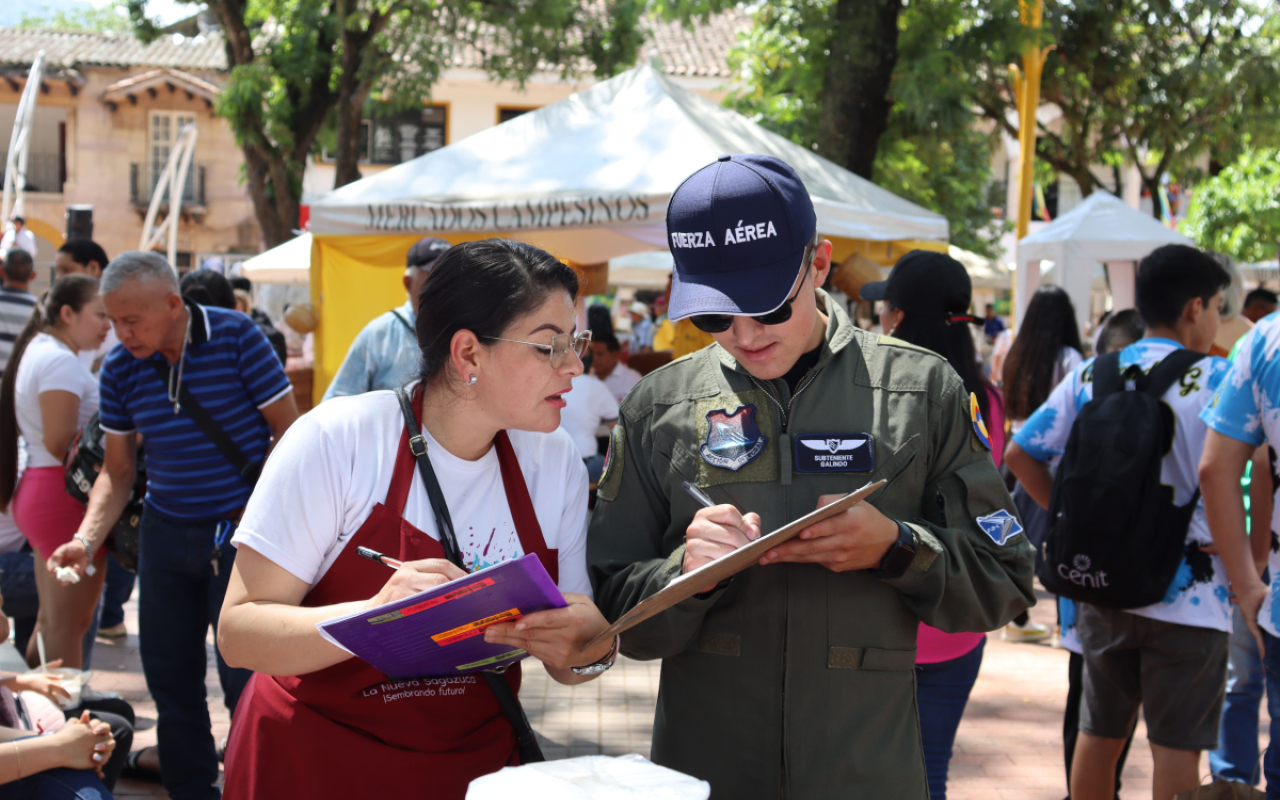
[970,392,992,451]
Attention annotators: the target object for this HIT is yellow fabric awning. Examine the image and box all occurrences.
[310,233,947,402]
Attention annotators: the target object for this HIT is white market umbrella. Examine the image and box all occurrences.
[1016,191,1191,331]
[241,232,311,286]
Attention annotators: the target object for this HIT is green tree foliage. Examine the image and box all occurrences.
[19,3,132,32]
[726,0,1016,257]
[125,0,648,247]
[1182,148,1280,263]
[971,0,1280,217]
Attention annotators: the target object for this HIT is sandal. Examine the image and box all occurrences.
[121,748,163,784]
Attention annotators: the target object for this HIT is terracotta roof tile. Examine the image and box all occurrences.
[0,28,227,71]
[0,9,744,80]
[642,9,748,78]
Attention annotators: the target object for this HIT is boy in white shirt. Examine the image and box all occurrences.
[1007,244,1232,800]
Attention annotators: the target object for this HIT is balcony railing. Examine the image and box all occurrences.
[0,152,64,194]
[130,163,206,207]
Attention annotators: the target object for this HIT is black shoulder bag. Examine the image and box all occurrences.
[149,361,264,489]
[394,389,545,764]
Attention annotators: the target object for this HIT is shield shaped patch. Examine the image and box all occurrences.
[699,405,768,472]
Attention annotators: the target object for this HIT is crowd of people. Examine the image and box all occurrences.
[0,148,1275,800]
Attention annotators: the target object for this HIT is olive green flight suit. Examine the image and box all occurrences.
[588,292,1035,799]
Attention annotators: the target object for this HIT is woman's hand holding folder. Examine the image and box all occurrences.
[484,593,613,684]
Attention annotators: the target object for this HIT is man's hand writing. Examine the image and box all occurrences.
[759,494,898,573]
[684,504,761,592]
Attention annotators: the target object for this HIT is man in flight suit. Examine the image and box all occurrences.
[587,154,1036,799]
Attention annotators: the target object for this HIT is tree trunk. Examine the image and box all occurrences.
[333,93,366,189]
[242,146,298,249]
[333,21,376,190]
[814,0,903,180]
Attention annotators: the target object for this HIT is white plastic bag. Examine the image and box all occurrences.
[466,754,710,800]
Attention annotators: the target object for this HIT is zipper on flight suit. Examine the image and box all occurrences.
[748,366,821,799]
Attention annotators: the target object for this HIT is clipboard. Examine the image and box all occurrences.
[585,478,887,650]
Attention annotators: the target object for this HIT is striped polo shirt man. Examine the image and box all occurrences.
[98,299,292,521]
[0,285,36,375]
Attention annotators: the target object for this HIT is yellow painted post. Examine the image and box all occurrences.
[1011,0,1047,330]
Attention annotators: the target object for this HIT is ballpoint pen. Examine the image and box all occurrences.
[356,546,404,569]
[681,480,718,509]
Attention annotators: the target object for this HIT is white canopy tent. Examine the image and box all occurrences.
[1016,191,1192,333]
[308,62,948,263]
[240,232,311,286]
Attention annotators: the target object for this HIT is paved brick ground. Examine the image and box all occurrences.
[94,587,1265,798]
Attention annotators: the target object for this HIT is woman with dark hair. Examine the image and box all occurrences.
[1001,285,1084,429]
[860,250,1004,800]
[219,239,616,799]
[0,276,110,668]
[998,285,1082,644]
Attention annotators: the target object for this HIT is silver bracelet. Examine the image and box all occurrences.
[570,635,620,677]
[73,534,94,557]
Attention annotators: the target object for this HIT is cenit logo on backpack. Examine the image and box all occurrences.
[1059,554,1109,587]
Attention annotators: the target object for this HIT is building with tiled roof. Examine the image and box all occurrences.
[0,27,259,269]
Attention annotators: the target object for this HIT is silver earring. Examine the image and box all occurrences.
[467,374,478,385]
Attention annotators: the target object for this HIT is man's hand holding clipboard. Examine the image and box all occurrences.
[585,479,887,651]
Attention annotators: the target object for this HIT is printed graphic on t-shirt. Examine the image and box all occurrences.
[1014,338,1232,633]
[459,525,524,574]
[1202,313,1280,638]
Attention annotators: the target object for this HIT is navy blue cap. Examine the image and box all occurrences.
[406,236,451,269]
[666,154,817,320]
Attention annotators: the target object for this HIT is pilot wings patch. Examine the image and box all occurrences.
[793,433,873,473]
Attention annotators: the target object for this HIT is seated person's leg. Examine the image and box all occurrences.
[1,766,114,800]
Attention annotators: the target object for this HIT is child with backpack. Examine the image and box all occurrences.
[1006,244,1232,800]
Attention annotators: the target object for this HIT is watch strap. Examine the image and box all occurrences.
[875,521,917,580]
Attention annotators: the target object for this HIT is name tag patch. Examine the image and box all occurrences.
[793,433,873,473]
[976,509,1023,545]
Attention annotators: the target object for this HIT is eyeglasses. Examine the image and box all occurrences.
[482,330,593,370]
[688,240,817,334]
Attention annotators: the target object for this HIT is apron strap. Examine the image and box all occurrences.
[493,431,554,579]
[385,405,422,515]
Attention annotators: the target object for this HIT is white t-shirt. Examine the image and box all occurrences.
[1200,313,1280,637]
[601,363,643,403]
[15,333,99,468]
[233,391,592,595]
[1013,338,1232,632]
[559,374,619,460]
[0,229,36,260]
[78,328,119,374]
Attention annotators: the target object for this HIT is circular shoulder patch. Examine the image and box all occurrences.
[970,392,992,451]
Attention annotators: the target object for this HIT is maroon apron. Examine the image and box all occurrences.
[223,404,559,800]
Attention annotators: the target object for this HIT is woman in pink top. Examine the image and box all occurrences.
[865,251,1005,800]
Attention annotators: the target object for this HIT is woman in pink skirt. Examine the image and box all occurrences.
[0,275,111,668]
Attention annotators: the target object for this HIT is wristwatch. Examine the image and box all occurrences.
[875,521,917,580]
[570,635,620,677]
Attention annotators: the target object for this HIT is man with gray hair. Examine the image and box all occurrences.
[51,250,298,800]
[321,235,450,399]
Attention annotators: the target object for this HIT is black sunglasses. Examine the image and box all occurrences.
[689,243,816,334]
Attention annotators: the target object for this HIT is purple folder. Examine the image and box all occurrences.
[316,553,566,679]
